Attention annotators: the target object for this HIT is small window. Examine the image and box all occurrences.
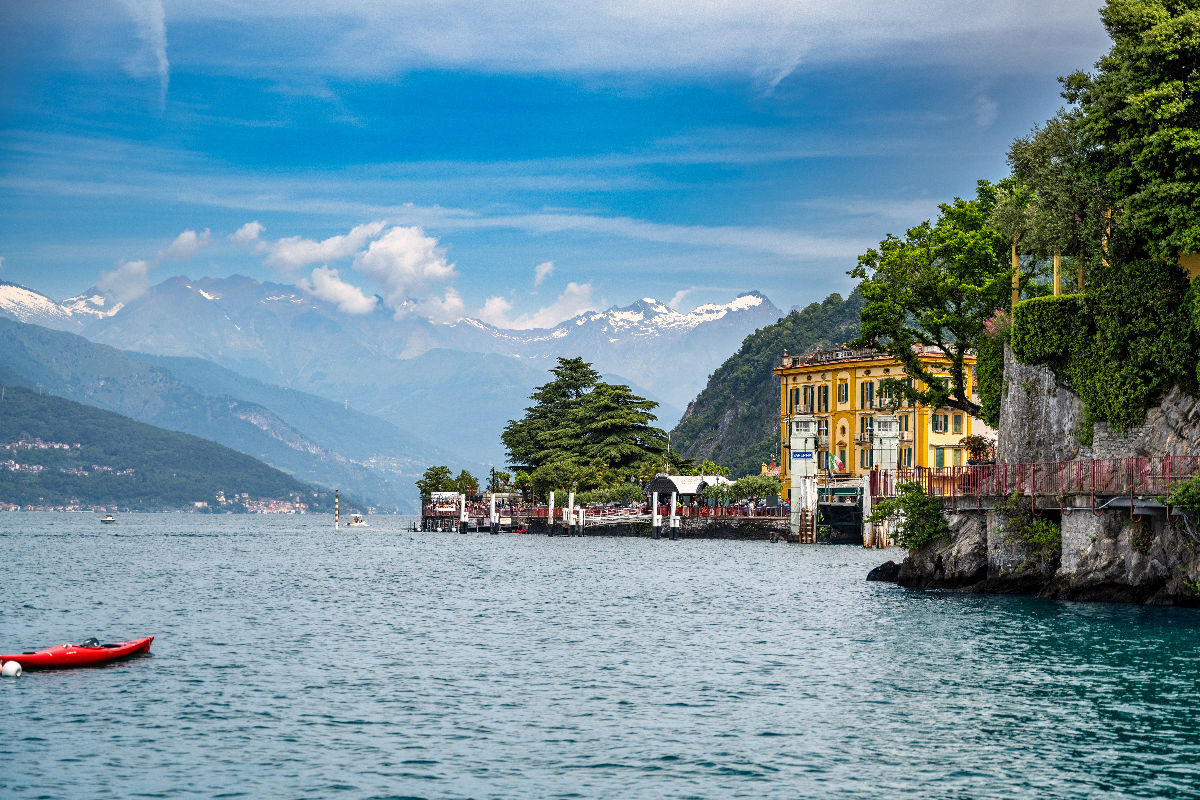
[935,447,945,468]
[903,447,913,467]
[862,448,873,468]
[837,382,849,404]
[953,414,963,434]
[952,448,963,467]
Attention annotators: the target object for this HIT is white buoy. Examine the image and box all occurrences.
[2,660,21,677]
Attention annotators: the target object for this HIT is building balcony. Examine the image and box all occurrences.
[854,433,873,445]
[790,404,814,415]
[900,430,914,442]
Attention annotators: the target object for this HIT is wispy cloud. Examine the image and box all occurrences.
[667,288,694,311]
[229,221,264,245]
[159,228,210,260]
[97,258,154,303]
[533,261,555,286]
[479,282,597,330]
[162,1,1108,81]
[974,93,999,128]
[117,0,169,107]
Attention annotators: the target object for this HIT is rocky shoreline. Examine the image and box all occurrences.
[868,345,1200,607]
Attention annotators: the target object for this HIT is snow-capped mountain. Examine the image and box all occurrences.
[0,276,783,465]
[62,289,124,320]
[0,281,81,330]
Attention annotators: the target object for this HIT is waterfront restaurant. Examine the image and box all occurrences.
[774,345,995,485]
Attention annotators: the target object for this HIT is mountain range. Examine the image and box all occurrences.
[0,277,784,506]
[0,383,335,512]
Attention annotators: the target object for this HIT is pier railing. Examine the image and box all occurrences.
[422,502,789,520]
[870,455,1200,510]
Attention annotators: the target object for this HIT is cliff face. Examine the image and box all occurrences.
[880,344,1200,606]
[670,291,864,476]
[999,344,1200,462]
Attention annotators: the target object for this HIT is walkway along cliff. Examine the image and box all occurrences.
[868,345,1200,606]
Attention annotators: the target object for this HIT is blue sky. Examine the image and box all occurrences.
[0,1,1109,327]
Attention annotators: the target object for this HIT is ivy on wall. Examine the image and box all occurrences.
[1010,260,1200,433]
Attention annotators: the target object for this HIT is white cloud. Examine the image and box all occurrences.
[163,1,1109,82]
[229,221,264,245]
[974,93,999,128]
[533,260,555,286]
[353,226,457,312]
[97,259,153,303]
[667,288,694,311]
[298,266,378,314]
[160,228,210,260]
[478,295,514,327]
[264,220,386,274]
[117,0,169,106]
[481,282,597,330]
[408,287,466,324]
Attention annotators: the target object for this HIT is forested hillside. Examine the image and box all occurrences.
[0,385,332,511]
[670,291,864,477]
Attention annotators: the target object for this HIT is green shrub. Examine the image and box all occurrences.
[1010,261,1199,433]
[1010,294,1087,368]
[998,491,1061,571]
[867,481,950,550]
[976,332,1006,428]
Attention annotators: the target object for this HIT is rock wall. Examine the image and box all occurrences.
[999,343,1200,462]
[894,512,986,589]
[997,344,1087,463]
[878,344,1200,605]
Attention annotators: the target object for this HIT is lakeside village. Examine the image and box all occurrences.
[418,344,995,545]
[0,438,312,514]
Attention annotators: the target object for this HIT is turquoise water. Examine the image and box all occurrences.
[2,513,1199,799]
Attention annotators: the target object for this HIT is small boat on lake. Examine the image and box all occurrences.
[100,514,116,524]
[1,636,153,671]
[345,515,367,527]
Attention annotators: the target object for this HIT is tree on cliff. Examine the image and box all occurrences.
[1009,0,1200,266]
[849,181,1012,418]
[1069,0,1200,261]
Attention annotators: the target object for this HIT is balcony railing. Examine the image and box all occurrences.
[854,432,874,444]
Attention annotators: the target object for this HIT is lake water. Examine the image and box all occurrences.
[2,513,1199,799]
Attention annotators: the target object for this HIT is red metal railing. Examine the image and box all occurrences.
[870,456,1200,512]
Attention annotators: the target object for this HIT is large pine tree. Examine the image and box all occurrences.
[501,357,667,489]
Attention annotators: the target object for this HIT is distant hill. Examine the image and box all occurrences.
[0,385,332,512]
[669,291,865,477]
[0,317,445,511]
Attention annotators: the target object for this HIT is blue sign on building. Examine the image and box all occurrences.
[792,451,814,460]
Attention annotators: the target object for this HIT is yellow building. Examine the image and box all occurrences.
[774,345,994,484]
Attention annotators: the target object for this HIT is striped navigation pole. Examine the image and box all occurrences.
[335,489,340,530]
[651,491,660,539]
[669,491,680,540]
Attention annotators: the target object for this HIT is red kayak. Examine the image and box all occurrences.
[0,636,153,670]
